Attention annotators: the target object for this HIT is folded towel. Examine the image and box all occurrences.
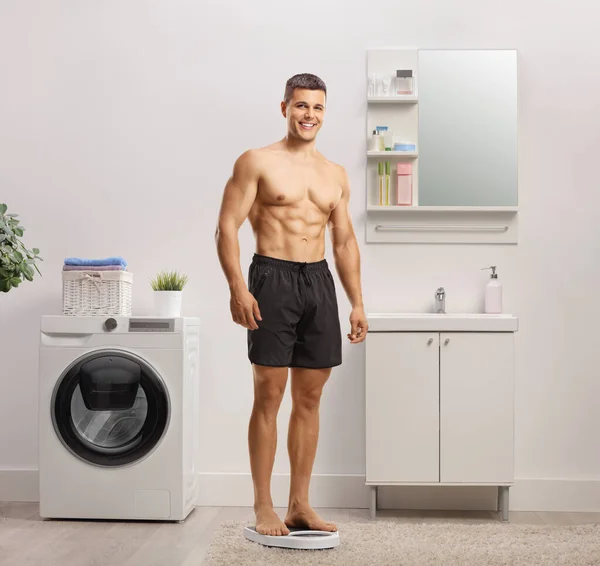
[63,265,125,271]
[64,256,128,267]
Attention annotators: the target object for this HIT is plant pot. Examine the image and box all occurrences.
[153,290,182,317]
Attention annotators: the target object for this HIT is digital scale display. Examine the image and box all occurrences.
[128,319,175,332]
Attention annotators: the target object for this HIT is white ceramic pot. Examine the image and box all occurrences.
[153,290,182,317]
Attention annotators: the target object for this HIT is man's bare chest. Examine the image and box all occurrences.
[258,166,341,213]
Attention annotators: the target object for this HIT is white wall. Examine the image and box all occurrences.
[1,0,599,511]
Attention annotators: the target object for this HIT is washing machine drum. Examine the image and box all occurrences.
[52,350,169,467]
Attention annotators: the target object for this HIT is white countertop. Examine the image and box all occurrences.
[367,312,518,332]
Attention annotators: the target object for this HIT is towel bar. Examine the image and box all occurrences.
[375,224,509,232]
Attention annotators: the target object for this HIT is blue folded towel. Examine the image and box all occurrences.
[64,256,128,267]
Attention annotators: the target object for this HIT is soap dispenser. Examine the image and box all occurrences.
[482,266,502,314]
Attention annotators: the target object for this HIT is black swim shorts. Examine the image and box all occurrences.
[246,253,342,369]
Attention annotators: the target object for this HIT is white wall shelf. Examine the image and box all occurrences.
[368,151,418,158]
[368,96,418,104]
[366,210,519,243]
[367,205,519,212]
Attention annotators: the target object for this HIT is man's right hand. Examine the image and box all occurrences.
[230,288,262,330]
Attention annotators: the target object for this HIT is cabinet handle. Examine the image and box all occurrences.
[444,338,450,345]
[427,338,433,345]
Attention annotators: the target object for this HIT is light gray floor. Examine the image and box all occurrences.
[1,502,599,566]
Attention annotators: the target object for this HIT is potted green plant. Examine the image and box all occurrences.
[149,270,189,317]
[0,203,43,293]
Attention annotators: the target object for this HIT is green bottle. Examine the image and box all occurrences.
[385,161,391,205]
[378,161,384,205]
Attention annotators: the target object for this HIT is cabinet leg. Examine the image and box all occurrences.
[370,486,377,519]
[498,486,509,522]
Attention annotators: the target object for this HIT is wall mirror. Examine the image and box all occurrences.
[417,49,518,207]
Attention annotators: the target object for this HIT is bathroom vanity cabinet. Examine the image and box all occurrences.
[365,314,518,521]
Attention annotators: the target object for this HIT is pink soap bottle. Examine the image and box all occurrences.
[396,163,413,205]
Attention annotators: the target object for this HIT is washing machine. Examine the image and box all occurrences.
[38,315,200,521]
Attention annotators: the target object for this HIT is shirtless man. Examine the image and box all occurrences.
[215,73,368,537]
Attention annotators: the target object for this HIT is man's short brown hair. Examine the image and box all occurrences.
[284,73,327,105]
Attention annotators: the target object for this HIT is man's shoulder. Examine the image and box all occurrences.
[316,151,344,170]
[319,155,348,179]
[236,147,261,165]
[233,148,267,178]
[235,145,278,169]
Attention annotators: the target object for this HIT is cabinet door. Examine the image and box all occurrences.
[366,332,439,483]
[440,332,514,483]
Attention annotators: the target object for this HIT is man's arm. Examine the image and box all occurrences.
[215,150,261,329]
[328,167,368,343]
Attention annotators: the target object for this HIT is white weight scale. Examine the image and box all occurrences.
[243,526,340,550]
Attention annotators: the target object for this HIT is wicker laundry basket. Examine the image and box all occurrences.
[62,270,133,316]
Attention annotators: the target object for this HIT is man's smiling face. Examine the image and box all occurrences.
[282,88,325,142]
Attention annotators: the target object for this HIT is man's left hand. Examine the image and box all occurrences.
[348,306,368,343]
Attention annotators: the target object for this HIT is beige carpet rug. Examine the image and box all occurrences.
[203,520,600,565]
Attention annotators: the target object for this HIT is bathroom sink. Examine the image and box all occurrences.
[367,312,518,332]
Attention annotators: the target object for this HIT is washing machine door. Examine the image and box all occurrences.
[52,349,169,467]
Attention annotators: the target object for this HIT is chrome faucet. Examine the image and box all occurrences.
[435,287,446,313]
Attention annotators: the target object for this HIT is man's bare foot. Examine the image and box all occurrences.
[254,506,290,536]
[285,502,337,532]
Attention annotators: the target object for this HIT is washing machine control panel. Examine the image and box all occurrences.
[127,318,175,332]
